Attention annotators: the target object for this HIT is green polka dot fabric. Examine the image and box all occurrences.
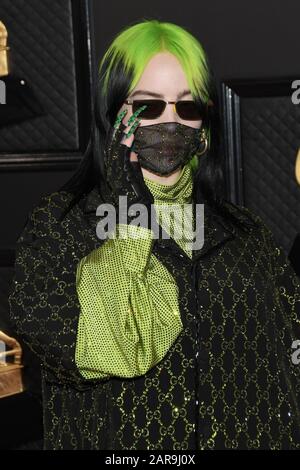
[144,162,194,258]
[75,163,194,379]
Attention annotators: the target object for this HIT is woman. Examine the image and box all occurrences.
[8,19,300,450]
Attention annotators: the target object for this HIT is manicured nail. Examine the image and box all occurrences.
[126,118,141,137]
[114,110,127,128]
[128,105,147,125]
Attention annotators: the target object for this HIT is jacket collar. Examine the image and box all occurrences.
[158,202,259,263]
[193,200,259,260]
[80,186,257,261]
[156,202,237,262]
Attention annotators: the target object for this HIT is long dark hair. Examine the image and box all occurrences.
[59,19,257,232]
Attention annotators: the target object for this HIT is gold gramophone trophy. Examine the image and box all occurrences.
[0,331,24,399]
[0,22,24,398]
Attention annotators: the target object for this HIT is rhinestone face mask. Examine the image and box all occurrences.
[131,122,203,176]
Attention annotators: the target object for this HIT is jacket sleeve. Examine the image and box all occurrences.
[8,192,99,390]
[75,223,183,379]
[268,232,300,333]
[242,206,300,334]
[263,222,300,424]
[262,222,300,349]
[239,205,300,416]
[227,202,300,317]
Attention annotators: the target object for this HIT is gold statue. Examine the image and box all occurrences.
[0,20,9,77]
[0,330,24,398]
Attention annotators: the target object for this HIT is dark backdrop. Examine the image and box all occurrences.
[92,0,300,83]
[1,0,299,252]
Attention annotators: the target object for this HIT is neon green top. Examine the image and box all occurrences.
[75,163,193,379]
[143,162,194,258]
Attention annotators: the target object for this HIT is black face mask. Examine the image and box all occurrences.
[131,122,203,176]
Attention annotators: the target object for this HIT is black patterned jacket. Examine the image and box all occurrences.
[8,186,300,450]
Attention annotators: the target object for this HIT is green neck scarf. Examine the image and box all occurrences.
[144,162,193,204]
[75,164,194,380]
[144,163,194,258]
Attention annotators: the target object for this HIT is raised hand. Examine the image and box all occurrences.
[101,106,155,227]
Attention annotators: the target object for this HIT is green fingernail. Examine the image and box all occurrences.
[135,105,147,116]
[127,119,141,136]
[128,111,140,124]
[114,110,127,128]
[128,105,147,125]
[114,119,122,129]
[127,128,134,138]
[132,121,139,130]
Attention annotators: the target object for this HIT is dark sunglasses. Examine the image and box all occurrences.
[124,98,205,121]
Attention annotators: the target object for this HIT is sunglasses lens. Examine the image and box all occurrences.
[131,99,205,120]
[132,100,165,119]
[176,101,204,120]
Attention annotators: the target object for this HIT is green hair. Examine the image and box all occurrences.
[98,19,213,169]
[99,19,211,102]
[60,19,256,231]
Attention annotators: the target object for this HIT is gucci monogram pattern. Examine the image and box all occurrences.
[8,187,300,449]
